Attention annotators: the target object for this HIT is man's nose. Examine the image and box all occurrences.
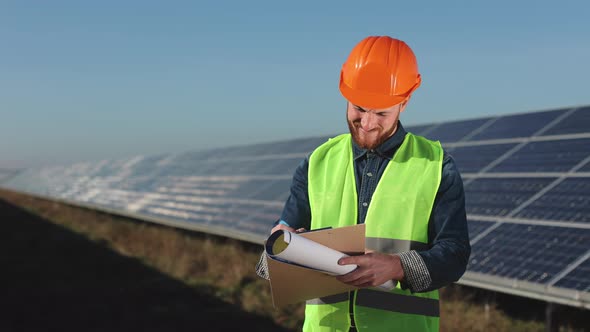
[360,113,378,131]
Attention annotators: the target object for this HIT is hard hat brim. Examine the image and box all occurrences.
[339,74,421,109]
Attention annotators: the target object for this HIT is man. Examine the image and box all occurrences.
[265,36,470,331]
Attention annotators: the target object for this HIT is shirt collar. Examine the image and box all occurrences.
[352,121,408,160]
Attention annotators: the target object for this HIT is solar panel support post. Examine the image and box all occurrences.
[545,302,558,332]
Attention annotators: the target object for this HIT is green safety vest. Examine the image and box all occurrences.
[305,133,443,332]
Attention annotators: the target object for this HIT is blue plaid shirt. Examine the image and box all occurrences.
[277,122,471,292]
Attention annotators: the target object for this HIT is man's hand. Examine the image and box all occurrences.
[336,251,404,288]
[270,223,306,234]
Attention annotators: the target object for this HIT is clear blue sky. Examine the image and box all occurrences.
[1,1,589,168]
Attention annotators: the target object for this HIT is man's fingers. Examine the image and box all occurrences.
[338,255,365,266]
[336,270,375,286]
[270,224,295,234]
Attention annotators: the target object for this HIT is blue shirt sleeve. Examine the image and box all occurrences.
[416,153,471,291]
[279,156,312,230]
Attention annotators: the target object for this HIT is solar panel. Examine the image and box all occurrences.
[423,118,492,142]
[489,138,590,173]
[468,224,590,284]
[541,106,590,136]
[579,162,590,173]
[553,257,590,291]
[514,178,590,223]
[405,124,436,136]
[468,109,564,141]
[464,177,557,216]
[1,104,589,309]
[447,143,518,173]
[467,219,495,239]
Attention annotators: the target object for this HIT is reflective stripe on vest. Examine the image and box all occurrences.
[305,133,443,332]
[307,290,439,317]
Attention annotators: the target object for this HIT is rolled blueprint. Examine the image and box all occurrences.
[265,229,396,290]
[266,229,356,275]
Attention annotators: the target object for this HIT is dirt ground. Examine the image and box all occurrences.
[0,197,292,332]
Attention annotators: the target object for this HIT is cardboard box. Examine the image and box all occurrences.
[265,224,366,307]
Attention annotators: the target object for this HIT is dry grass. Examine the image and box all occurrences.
[0,188,304,329]
[0,188,556,331]
[439,287,543,332]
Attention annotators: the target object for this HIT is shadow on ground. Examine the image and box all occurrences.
[0,198,291,332]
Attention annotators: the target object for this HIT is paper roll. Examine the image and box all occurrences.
[266,230,357,275]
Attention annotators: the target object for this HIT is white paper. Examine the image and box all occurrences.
[266,230,395,291]
[266,230,356,275]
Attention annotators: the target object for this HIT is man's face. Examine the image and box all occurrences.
[346,101,406,150]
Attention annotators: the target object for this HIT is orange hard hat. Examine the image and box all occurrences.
[339,36,421,109]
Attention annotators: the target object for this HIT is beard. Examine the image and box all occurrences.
[347,119,397,150]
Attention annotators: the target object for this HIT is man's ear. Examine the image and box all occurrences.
[400,97,411,113]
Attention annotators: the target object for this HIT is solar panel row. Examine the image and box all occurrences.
[1,105,589,305]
